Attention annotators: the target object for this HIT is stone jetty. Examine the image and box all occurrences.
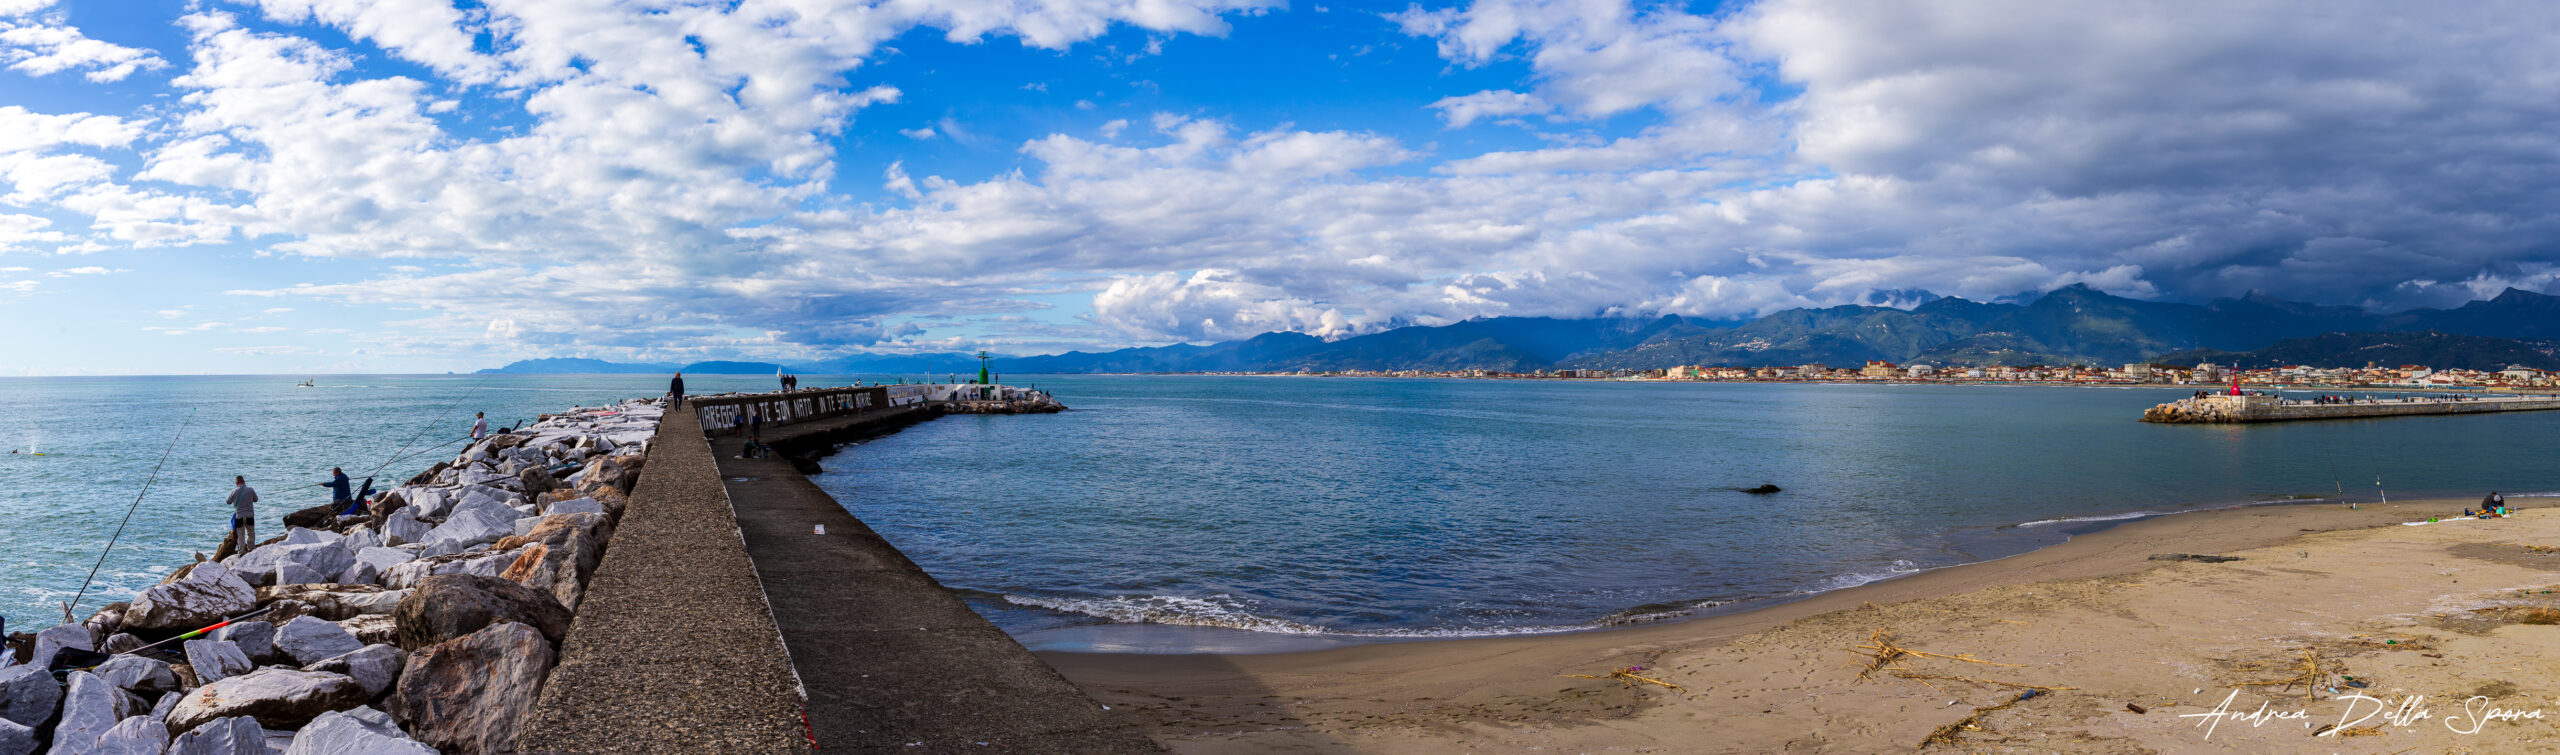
[2142,391,2560,423]
[0,399,662,754]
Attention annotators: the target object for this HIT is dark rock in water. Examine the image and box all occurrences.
[166,669,369,733]
[166,715,264,755]
[388,622,555,754]
[282,503,343,531]
[392,576,570,651]
[84,602,129,640]
[403,462,448,488]
[1738,484,1782,495]
[2148,553,2243,563]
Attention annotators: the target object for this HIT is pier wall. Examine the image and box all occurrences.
[528,388,1150,751]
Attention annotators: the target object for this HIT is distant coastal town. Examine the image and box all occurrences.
[1213,361,2560,389]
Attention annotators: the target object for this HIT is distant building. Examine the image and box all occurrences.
[1665,365,1705,379]
[1905,364,1935,377]
[2501,365,2546,381]
[1861,360,1901,378]
[1797,363,1826,377]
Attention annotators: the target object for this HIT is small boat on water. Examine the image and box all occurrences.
[296,380,316,388]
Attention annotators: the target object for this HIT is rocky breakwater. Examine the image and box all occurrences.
[939,393,1068,414]
[0,398,662,755]
[2141,396,2253,423]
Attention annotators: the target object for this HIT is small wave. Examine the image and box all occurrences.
[1795,559,1925,594]
[2017,511,2162,528]
[999,593,1327,635]
[992,590,1723,640]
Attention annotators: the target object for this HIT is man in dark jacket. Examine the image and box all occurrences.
[670,371,686,407]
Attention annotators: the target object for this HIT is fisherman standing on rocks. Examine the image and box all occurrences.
[217,475,259,560]
[323,466,353,509]
[472,411,489,441]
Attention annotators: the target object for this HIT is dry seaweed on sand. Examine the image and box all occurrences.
[1849,629,2025,682]
[1920,689,2045,749]
[2229,647,2329,701]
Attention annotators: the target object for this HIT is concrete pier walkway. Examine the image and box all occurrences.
[716,407,1162,751]
[520,404,812,752]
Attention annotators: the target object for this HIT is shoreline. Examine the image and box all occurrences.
[1045,495,2560,751]
[1005,491,2519,655]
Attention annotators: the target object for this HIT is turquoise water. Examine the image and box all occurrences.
[812,377,2560,653]
[0,373,800,633]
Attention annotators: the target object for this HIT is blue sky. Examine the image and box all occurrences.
[2,0,2557,374]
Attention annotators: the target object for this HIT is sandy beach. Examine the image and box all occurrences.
[1046,497,2560,753]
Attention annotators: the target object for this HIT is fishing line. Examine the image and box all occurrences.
[62,407,195,624]
[278,377,507,492]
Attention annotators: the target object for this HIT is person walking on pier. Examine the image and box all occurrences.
[669,371,686,407]
[217,476,259,561]
[471,411,489,441]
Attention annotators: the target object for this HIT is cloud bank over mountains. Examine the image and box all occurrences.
[4,0,2560,369]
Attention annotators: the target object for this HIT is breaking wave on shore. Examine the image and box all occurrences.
[982,589,1732,639]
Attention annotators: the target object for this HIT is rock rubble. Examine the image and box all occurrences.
[5,398,661,754]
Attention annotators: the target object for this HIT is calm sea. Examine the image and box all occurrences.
[6,375,2549,653]
[812,376,2560,653]
[0,373,791,634]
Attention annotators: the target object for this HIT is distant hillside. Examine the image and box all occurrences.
[2154,332,2560,371]
[479,287,2560,375]
[478,358,673,374]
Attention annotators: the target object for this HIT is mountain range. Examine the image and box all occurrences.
[478,286,2560,375]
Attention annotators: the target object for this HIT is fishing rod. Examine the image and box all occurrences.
[62,408,195,624]
[275,375,513,492]
[120,605,274,657]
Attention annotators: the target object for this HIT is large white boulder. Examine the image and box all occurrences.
[165,669,369,734]
[283,706,434,755]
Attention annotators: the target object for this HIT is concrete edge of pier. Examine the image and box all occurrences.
[518,404,814,753]
[715,405,1165,752]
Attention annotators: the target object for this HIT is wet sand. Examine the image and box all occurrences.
[1045,497,2560,752]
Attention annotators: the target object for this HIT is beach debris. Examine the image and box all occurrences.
[1888,671,2074,693]
[2147,553,2243,563]
[1920,689,2041,748]
[1563,665,1686,692]
[2524,544,2559,554]
[2229,647,2329,701]
[2124,702,2146,714]
[1737,484,1782,495]
[1850,630,2024,682]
